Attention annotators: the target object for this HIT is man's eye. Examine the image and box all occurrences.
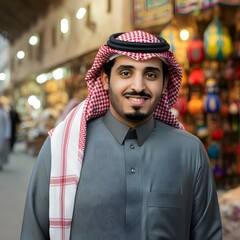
[146,73,157,79]
[120,71,131,77]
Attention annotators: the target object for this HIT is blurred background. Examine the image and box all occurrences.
[0,0,240,239]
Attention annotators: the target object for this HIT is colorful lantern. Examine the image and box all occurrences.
[208,144,220,159]
[204,79,221,113]
[204,93,221,113]
[188,67,205,85]
[204,18,233,61]
[188,94,203,114]
[211,129,223,141]
[160,25,179,53]
[187,39,205,63]
[196,125,209,139]
[205,78,219,93]
[220,102,229,117]
[173,96,188,116]
[229,101,239,115]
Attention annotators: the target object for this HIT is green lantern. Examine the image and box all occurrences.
[204,18,232,61]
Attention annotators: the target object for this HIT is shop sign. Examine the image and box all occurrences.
[132,0,173,28]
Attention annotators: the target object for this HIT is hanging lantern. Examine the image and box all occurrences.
[160,25,180,53]
[213,163,225,179]
[204,78,221,113]
[188,94,203,114]
[208,144,220,159]
[173,96,188,116]
[211,129,223,141]
[229,100,239,115]
[204,18,233,61]
[196,125,209,139]
[223,59,235,81]
[204,93,221,113]
[188,67,205,85]
[205,78,219,93]
[187,39,205,63]
[220,102,229,117]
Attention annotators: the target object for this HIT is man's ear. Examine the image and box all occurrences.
[101,70,109,90]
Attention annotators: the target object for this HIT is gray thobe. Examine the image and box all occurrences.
[21,111,222,240]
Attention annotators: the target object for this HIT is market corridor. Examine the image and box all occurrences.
[0,150,36,240]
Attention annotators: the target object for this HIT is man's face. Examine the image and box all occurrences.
[102,56,166,128]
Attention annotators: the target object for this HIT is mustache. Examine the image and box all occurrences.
[123,91,151,98]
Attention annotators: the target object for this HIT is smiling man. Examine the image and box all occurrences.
[21,31,222,240]
[102,56,165,128]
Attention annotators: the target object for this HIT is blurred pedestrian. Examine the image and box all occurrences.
[0,101,10,169]
[9,103,21,151]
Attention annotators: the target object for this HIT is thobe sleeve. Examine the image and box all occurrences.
[190,142,222,240]
[20,137,51,240]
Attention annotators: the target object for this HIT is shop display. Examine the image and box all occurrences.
[164,5,240,189]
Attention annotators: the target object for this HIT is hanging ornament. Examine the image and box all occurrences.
[208,143,220,159]
[204,17,233,61]
[188,67,205,86]
[187,38,205,63]
[223,59,235,81]
[188,93,203,114]
[211,128,224,141]
[173,96,188,116]
[220,102,229,117]
[229,100,239,115]
[213,162,225,180]
[160,24,180,53]
[196,124,209,139]
[204,79,221,113]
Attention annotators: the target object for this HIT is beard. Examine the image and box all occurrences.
[124,107,149,121]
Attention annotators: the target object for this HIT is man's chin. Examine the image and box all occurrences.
[124,111,148,121]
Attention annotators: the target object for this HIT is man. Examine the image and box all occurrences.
[9,103,21,151]
[21,30,222,240]
[0,101,10,170]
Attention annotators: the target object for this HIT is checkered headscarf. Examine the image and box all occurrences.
[49,30,182,240]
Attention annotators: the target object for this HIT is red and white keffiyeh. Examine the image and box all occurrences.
[49,30,183,239]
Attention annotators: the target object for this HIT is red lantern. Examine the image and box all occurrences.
[187,39,205,63]
[211,129,223,141]
[174,96,188,116]
[188,68,205,86]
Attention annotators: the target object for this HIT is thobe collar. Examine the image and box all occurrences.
[103,110,155,146]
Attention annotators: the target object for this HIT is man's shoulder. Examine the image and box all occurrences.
[87,115,105,128]
[155,120,201,144]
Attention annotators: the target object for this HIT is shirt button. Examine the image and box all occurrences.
[131,168,136,174]
[130,144,135,149]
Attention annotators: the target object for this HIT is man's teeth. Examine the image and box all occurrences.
[128,97,145,101]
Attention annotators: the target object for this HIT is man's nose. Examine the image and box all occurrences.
[131,75,146,92]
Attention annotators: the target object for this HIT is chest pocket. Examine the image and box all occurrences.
[147,189,183,240]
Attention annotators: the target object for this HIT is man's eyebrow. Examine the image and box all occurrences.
[115,65,162,72]
[144,67,162,72]
[116,65,134,71]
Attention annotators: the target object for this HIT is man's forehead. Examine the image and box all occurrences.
[113,55,163,68]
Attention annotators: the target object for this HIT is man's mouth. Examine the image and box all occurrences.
[126,96,149,101]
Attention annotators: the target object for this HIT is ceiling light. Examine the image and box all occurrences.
[29,35,39,45]
[0,72,6,81]
[61,18,69,33]
[180,29,190,41]
[17,51,25,59]
[76,8,86,19]
[52,68,64,80]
